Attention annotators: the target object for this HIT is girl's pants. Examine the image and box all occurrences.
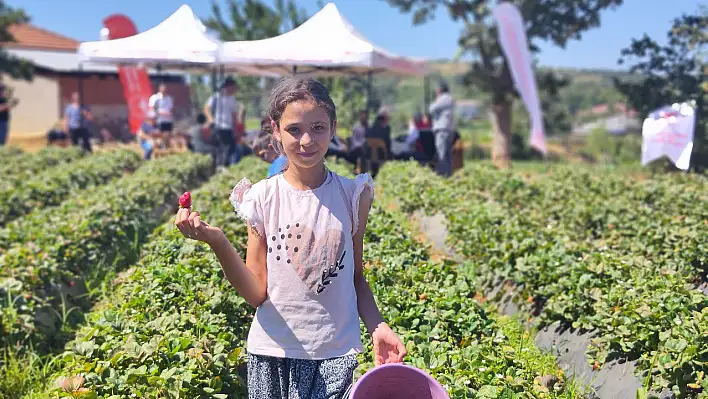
[247,353,357,399]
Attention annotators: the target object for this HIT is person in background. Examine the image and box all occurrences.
[190,113,215,158]
[349,110,367,153]
[148,83,174,134]
[365,112,392,156]
[0,84,18,147]
[393,113,428,162]
[46,120,68,146]
[251,133,288,178]
[429,81,456,177]
[230,104,246,164]
[255,117,287,177]
[137,116,157,160]
[63,92,93,152]
[204,77,240,168]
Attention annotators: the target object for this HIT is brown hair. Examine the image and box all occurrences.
[267,77,336,154]
[252,134,273,158]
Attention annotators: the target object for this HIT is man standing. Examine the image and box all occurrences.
[0,84,18,146]
[63,92,93,152]
[203,77,239,167]
[429,81,456,177]
[148,83,174,134]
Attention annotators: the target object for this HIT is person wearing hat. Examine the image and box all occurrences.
[203,77,240,167]
[429,81,456,177]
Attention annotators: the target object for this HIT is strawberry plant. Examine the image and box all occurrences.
[35,159,581,399]
[0,149,142,226]
[0,147,85,186]
[0,153,213,356]
[376,161,708,398]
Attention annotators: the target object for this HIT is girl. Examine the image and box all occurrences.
[175,77,407,398]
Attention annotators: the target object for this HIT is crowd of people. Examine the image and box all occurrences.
[35,77,461,180]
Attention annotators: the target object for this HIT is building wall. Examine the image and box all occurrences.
[5,73,61,148]
[4,71,193,149]
[58,74,193,139]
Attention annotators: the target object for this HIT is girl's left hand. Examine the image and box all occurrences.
[372,323,407,366]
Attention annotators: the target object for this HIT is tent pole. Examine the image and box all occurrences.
[423,75,429,111]
[78,62,84,106]
[211,67,217,92]
[365,70,373,121]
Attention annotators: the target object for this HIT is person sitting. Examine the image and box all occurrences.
[393,113,429,162]
[46,120,69,147]
[366,112,392,157]
[190,113,215,157]
[252,133,288,178]
[137,116,161,160]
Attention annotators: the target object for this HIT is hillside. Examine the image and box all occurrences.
[377,60,633,129]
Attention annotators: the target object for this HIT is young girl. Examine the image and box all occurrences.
[175,77,407,398]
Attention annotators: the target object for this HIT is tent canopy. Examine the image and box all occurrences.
[78,5,220,65]
[221,3,426,77]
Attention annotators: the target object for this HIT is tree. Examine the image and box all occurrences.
[383,0,622,167]
[0,0,33,80]
[614,6,707,171]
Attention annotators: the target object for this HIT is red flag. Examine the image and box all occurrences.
[103,15,153,135]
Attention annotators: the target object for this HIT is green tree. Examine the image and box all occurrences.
[614,6,707,171]
[0,0,33,80]
[383,0,622,167]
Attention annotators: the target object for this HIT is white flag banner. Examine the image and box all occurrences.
[492,2,547,154]
[641,102,695,170]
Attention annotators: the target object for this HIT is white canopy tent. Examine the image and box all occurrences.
[221,2,426,77]
[77,4,274,77]
[79,5,219,65]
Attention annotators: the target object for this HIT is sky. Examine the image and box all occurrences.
[7,0,704,70]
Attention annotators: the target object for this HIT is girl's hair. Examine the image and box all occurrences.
[267,77,337,155]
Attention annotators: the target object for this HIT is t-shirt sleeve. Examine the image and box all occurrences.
[352,173,374,235]
[229,178,265,237]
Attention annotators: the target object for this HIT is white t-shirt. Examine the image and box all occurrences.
[205,93,238,130]
[148,93,174,123]
[231,171,373,360]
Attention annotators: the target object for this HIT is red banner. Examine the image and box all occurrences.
[103,15,153,134]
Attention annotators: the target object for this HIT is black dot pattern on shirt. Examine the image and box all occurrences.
[271,222,308,265]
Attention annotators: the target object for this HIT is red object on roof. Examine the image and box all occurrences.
[103,15,138,39]
[5,24,79,51]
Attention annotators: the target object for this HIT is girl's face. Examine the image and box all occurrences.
[273,100,335,170]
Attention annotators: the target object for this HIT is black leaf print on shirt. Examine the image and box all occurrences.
[316,251,346,295]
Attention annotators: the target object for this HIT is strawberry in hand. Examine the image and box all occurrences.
[179,192,191,209]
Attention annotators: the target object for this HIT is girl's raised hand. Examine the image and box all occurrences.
[174,208,223,246]
[372,323,407,366]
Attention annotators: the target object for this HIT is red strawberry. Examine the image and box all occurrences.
[179,192,192,209]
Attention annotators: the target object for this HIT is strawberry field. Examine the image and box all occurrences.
[0,147,705,399]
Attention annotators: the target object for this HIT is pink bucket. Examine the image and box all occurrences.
[350,363,449,399]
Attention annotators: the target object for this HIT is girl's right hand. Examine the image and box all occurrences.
[175,208,224,246]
